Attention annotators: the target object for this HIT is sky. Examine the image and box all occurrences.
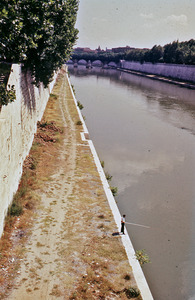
[75,0,195,50]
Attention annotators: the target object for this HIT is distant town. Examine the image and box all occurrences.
[73,45,147,54]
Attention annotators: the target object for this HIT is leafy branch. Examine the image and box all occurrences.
[0,0,79,87]
[0,84,16,107]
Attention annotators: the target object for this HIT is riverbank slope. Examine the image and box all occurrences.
[0,68,146,299]
[117,67,195,90]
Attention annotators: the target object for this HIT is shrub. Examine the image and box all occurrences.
[124,274,131,280]
[105,172,112,181]
[110,186,118,196]
[76,120,82,126]
[38,121,48,128]
[8,202,23,217]
[71,84,76,95]
[135,249,150,266]
[77,101,84,110]
[125,287,140,298]
[100,160,105,168]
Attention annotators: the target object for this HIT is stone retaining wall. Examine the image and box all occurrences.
[121,61,195,83]
[0,64,57,237]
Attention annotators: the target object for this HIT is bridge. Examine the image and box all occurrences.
[67,59,122,69]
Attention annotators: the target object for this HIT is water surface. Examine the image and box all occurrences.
[69,65,195,300]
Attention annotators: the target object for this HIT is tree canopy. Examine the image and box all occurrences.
[124,40,195,64]
[0,0,79,86]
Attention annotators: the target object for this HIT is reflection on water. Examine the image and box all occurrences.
[70,66,195,134]
[68,66,195,300]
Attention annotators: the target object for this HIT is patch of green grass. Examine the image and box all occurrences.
[49,93,58,100]
[76,120,82,126]
[110,186,118,197]
[105,172,112,181]
[124,286,140,298]
[8,202,23,217]
[100,160,105,168]
[77,101,84,110]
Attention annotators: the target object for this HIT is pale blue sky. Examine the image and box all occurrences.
[75,0,195,49]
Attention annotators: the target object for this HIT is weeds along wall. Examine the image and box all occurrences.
[0,64,57,238]
[121,61,195,83]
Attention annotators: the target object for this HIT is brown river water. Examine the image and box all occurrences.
[68,65,195,300]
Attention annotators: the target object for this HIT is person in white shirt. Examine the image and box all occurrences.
[121,214,126,234]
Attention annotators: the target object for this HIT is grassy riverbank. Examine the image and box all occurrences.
[0,68,141,299]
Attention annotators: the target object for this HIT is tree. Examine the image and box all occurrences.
[179,39,195,65]
[149,45,163,63]
[0,0,79,86]
[163,41,179,63]
[125,49,146,62]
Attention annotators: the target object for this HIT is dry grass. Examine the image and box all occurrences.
[0,76,64,299]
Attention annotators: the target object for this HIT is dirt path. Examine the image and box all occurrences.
[5,69,140,300]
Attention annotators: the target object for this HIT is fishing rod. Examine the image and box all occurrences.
[125,221,150,229]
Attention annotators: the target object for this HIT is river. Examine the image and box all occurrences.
[68,65,195,300]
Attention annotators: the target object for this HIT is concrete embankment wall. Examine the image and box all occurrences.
[121,61,195,83]
[0,64,57,238]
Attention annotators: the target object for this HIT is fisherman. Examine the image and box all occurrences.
[121,214,126,234]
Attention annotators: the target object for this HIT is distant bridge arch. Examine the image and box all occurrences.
[78,59,87,65]
[108,61,117,68]
[66,59,121,69]
[91,60,103,67]
[66,59,73,64]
